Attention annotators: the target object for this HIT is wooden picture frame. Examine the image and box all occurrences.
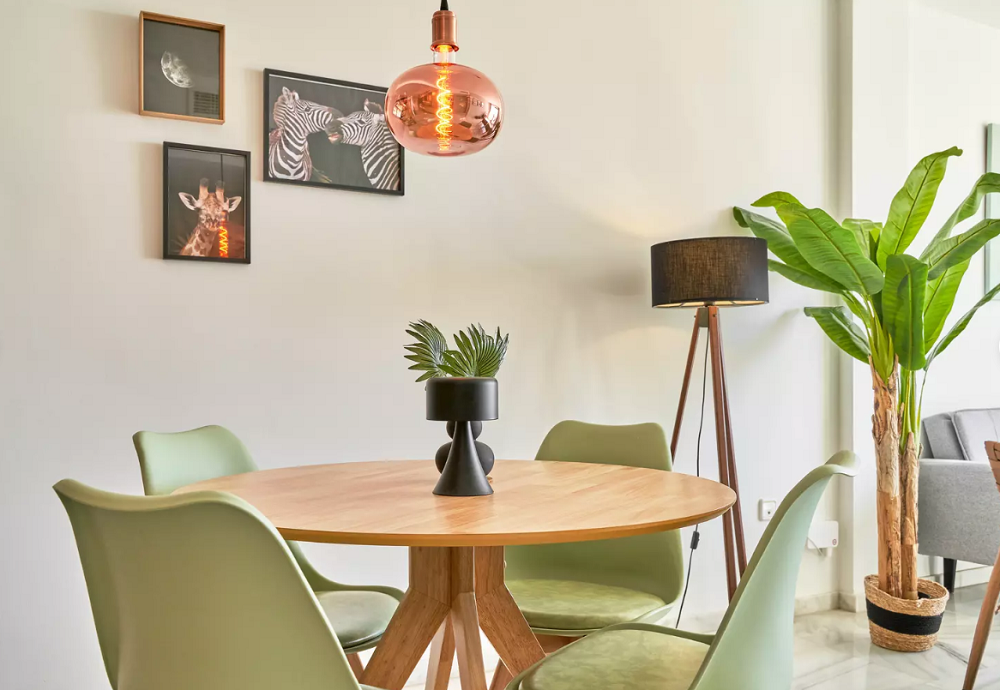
[140,12,225,124]
[263,69,404,195]
[163,142,250,264]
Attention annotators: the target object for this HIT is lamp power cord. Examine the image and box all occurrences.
[675,337,710,628]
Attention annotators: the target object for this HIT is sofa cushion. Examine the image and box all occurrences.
[923,413,964,460]
[953,409,1000,462]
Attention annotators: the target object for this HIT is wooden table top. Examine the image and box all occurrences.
[175,460,736,547]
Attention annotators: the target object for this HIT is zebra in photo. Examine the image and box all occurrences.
[268,86,341,181]
[336,100,401,192]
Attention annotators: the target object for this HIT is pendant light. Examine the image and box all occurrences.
[384,1,504,157]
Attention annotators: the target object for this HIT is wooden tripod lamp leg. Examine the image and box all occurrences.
[716,318,748,575]
[707,307,738,599]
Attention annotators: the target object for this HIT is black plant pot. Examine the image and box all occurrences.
[426,377,498,496]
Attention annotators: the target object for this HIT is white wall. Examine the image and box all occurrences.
[0,0,842,687]
[908,1,1000,416]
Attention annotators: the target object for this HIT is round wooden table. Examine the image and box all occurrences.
[176,460,736,690]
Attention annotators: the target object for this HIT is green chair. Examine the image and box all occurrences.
[55,479,385,690]
[507,451,857,690]
[485,421,685,688]
[132,425,403,673]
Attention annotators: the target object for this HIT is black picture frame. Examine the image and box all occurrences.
[263,69,404,196]
[162,142,251,264]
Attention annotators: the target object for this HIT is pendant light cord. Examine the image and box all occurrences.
[440,0,449,9]
[675,336,709,627]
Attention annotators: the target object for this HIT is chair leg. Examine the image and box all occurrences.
[347,652,365,679]
[965,555,1000,689]
[945,558,958,594]
[488,660,512,690]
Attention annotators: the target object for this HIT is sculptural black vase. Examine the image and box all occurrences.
[435,421,495,475]
[426,377,497,496]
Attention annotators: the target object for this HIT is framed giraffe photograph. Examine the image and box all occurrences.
[163,142,250,264]
[263,69,404,195]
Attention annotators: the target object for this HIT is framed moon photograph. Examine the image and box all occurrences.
[163,142,250,264]
[263,69,404,195]
[140,12,225,124]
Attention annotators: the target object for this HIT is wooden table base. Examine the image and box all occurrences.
[363,546,545,690]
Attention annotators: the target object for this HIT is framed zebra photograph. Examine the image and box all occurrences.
[163,142,250,264]
[263,69,404,195]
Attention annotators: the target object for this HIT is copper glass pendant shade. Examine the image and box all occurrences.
[385,0,504,157]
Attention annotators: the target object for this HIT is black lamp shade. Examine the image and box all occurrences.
[651,237,769,308]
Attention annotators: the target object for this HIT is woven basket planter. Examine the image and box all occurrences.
[864,575,949,652]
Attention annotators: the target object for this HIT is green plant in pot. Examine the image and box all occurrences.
[735,147,1000,651]
[405,320,509,496]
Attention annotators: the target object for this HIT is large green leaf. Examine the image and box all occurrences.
[926,172,1000,248]
[803,306,871,363]
[877,147,962,268]
[927,281,1000,366]
[924,218,1000,279]
[753,191,803,207]
[733,207,818,276]
[882,255,929,370]
[442,324,509,377]
[404,320,449,381]
[923,260,970,351]
[753,198,884,294]
[768,260,844,294]
[843,219,882,263]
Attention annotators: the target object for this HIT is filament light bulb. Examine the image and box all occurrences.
[385,2,503,157]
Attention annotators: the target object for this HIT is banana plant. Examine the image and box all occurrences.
[404,320,510,381]
[735,147,1000,602]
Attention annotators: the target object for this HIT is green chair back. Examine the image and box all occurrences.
[505,421,685,609]
[54,480,361,690]
[689,451,856,689]
[132,425,336,592]
[133,425,256,496]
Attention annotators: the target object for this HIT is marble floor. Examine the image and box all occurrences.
[403,583,1000,689]
[792,583,996,689]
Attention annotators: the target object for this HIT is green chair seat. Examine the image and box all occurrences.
[132,425,404,659]
[510,453,858,690]
[504,422,685,638]
[507,579,666,632]
[317,589,399,650]
[522,629,707,690]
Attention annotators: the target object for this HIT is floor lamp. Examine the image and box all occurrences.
[650,237,769,601]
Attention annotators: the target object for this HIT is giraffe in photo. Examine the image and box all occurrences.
[177,178,242,257]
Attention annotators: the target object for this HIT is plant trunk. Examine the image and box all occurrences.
[872,359,902,599]
[900,431,920,600]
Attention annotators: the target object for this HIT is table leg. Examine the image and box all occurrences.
[474,546,545,676]
[363,546,545,690]
[425,619,455,690]
[363,548,453,690]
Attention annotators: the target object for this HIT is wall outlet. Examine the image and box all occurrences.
[758,499,777,521]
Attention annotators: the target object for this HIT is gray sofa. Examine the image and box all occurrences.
[918,408,1000,591]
